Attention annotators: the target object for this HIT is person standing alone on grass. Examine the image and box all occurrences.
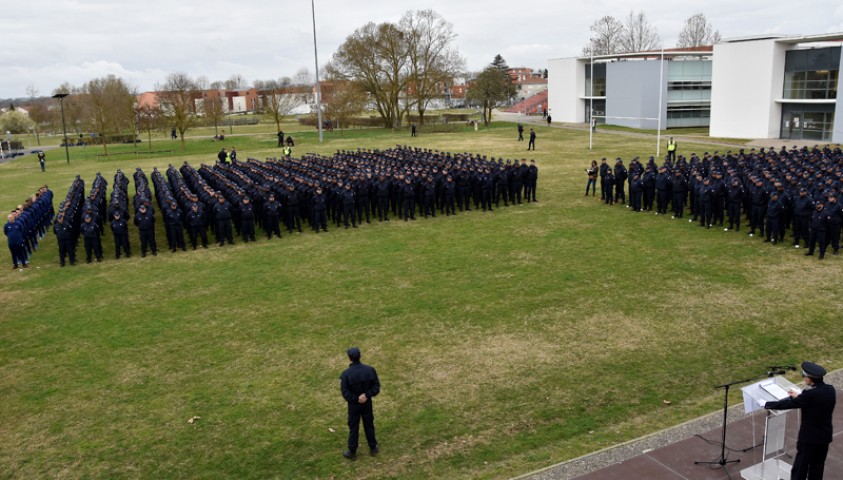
[37,151,46,172]
[340,347,380,460]
[528,129,536,150]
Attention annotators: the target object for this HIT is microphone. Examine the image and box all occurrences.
[767,370,786,377]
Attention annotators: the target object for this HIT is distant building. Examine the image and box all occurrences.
[548,32,843,143]
[548,47,713,129]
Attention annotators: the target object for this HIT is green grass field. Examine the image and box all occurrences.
[1,121,841,479]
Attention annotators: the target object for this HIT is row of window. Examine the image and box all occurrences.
[668,81,712,91]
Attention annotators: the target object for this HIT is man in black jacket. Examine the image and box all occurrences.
[134,203,157,257]
[340,347,380,460]
[760,362,836,480]
[213,195,235,246]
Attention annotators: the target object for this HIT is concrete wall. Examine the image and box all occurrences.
[605,60,666,129]
[547,57,583,123]
[710,39,786,139]
[835,47,843,143]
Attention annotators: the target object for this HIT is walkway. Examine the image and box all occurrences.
[517,370,842,479]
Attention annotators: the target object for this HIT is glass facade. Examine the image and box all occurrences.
[780,103,836,141]
[782,47,840,100]
[666,60,712,128]
[585,63,606,97]
[584,99,606,124]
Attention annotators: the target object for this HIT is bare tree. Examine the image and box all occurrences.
[83,76,134,154]
[330,21,409,129]
[401,9,465,125]
[52,83,85,136]
[677,13,721,48]
[584,16,625,55]
[203,92,226,137]
[224,74,248,91]
[467,64,515,126]
[620,11,662,53]
[257,78,307,131]
[322,80,368,134]
[157,72,201,149]
[136,104,162,150]
[26,85,44,146]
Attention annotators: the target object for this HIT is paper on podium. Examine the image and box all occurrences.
[741,376,801,414]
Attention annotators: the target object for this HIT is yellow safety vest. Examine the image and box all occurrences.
[667,141,676,152]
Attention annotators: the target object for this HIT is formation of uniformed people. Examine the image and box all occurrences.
[14,146,539,267]
[4,186,54,269]
[594,144,843,259]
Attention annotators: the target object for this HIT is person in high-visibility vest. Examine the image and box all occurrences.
[667,137,677,162]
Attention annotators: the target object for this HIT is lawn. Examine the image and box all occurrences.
[1,121,840,479]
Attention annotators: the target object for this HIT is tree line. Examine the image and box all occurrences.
[2,9,725,150]
[585,11,721,55]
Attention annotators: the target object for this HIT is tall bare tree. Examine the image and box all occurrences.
[584,16,625,55]
[157,72,201,149]
[224,74,248,91]
[25,85,44,146]
[677,13,721,48]
[322,80,368,134]
[400,9,465,125]
[203,93,226,137]
[467,64,515,126]
[52,83,85,136]
[83,76,136,154]
[620,11,662,53]
[257,78,308,131]
[330,21,409,129]
[136,104,162,150]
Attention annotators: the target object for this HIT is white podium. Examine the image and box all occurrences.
[739,376,801,480]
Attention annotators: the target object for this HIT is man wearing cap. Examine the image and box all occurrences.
[110,210,131,259]
[134,203,158,257]
[339,347,380,460]
[759,362,836,480]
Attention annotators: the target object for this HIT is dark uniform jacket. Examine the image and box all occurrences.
[340,362,380,405]
[765,382,836,445]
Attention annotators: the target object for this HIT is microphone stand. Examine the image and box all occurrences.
[694,374,770,480]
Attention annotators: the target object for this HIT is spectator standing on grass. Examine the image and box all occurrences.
[527,129,536,151]
[517,123,524,141]
[759,362,835,480]
[340,347,380,461]
[37,151,46,172]
[585,160,598,196]
[217,148,227,165]
[667,137,677,162]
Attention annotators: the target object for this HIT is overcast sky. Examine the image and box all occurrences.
[3,1,843,99]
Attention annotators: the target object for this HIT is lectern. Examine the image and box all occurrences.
[739,376,801,480]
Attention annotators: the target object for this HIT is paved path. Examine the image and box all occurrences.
[516,369,843,479]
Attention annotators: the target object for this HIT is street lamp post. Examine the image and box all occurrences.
[52,93,70,163]
[311,0,324,143]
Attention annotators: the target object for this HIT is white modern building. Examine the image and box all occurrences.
[548,33,843,143]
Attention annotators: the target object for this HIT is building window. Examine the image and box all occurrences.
[781,104,835,141]
[783,47,840,100]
